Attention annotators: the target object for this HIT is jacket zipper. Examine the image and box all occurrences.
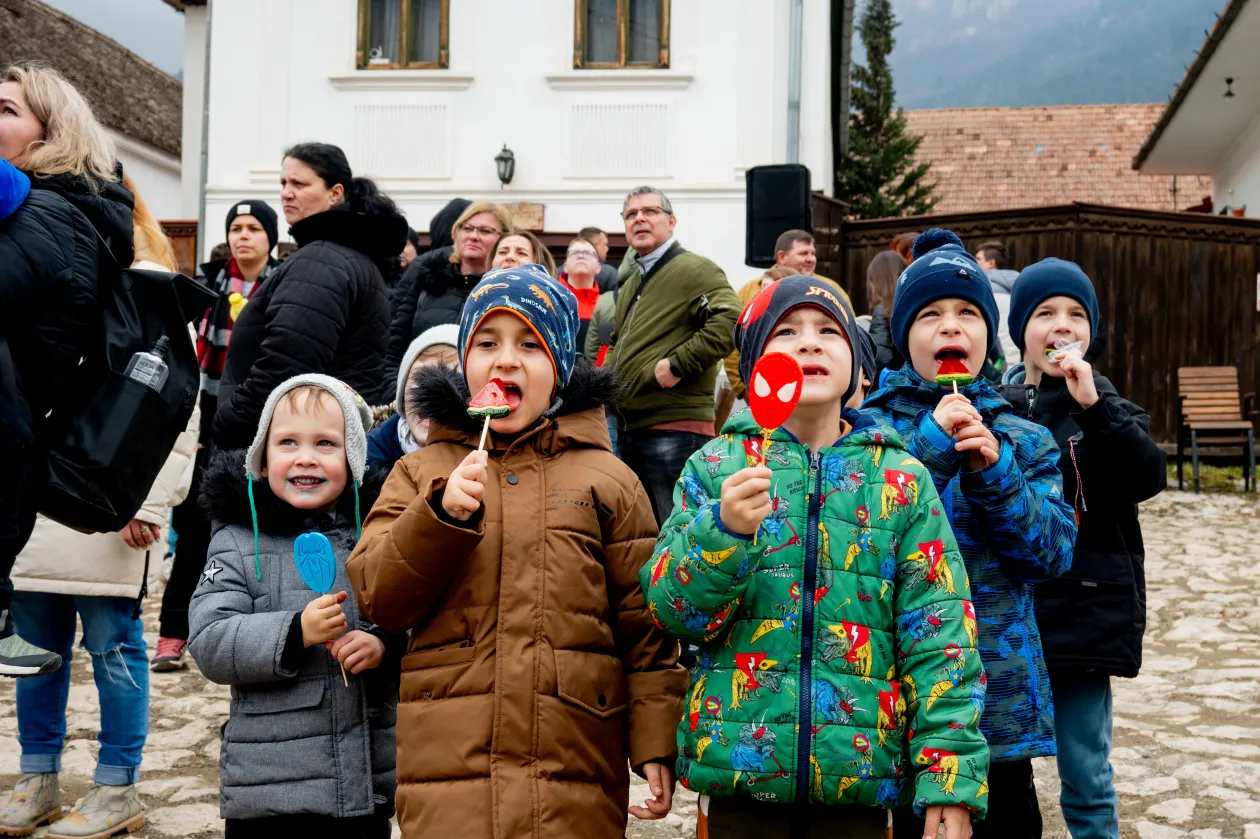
[1026,385,1037,417]
[795,450,823,800]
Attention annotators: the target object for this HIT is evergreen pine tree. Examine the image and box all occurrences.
[837,0,937,219]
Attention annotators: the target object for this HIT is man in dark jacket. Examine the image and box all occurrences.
[608,186,740,524]
[0,164,135,677]
[999,258,1165,839]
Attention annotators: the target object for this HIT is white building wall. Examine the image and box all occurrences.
[111,131,182,220]
[180,4,208,218]
[201,0,833,281]
[1213,108,1260,217]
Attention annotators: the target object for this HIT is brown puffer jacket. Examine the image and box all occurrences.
[347,361,687,839]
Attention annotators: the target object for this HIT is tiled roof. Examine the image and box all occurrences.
[0,0,182,157]
[905,105,1212,215]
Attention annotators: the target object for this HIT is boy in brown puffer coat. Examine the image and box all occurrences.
[348,264,688,839]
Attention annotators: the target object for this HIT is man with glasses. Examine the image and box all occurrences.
[559,238,603,352]
[578,225,620,293]
[607,186,741,526]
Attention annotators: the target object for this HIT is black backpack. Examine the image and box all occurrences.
[38,231,214,534]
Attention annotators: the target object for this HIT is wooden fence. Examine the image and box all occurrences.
[811,198,1260,441]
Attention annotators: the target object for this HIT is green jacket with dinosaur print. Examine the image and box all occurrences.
[640,408,990,817]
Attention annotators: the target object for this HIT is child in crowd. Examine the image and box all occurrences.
[188,375,402,838]
[643,276,988,839]
[347,264,687,839]
[861,230,1077,838]
[999,259,1165,839]
[366,324,459,470]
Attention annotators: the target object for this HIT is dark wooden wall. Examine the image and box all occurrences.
[812,197,1260,441]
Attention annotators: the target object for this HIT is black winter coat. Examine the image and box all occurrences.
[999,369,1166,678]
[383,246,482,390]
[213,205,404,450]
[0,173,133,431]
[868,303,903,383]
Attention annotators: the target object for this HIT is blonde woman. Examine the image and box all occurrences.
[385,199,513,384]
[1,174,201,838]
[0,63,133,683]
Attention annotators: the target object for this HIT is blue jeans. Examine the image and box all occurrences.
[618,429,712,526]
[1051,670,1118,839]
[11,592,150,785]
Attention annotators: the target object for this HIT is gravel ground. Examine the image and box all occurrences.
[3,489,1258,838]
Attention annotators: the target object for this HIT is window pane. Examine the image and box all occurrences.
[628,0,661,65]
[408,0,441,64]
[585,0,618,65]
[367,0,402,65]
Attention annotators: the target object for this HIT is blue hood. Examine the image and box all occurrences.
[0,160,30,221]
[864,363,1015,422]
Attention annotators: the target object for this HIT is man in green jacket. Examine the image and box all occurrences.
[608,186,741,525]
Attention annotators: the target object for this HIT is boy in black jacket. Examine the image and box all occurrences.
[999,258,1165,839]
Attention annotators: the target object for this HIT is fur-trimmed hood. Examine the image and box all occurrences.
[408,357,620,452]
[199,448,388,535]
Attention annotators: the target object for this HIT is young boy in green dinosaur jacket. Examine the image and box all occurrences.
[641,276,989,839]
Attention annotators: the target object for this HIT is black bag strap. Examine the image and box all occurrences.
[624,242,686,313]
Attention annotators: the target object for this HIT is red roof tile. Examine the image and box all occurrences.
[904,105,1212,214]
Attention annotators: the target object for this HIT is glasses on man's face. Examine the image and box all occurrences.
[623,206,667,222]
[567,249,598,260]
[460,224,500,237]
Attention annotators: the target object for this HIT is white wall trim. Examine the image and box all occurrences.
[544,69,694,91]
[109,130,181,176]
[327,70,475,91]
[207,184,743,203]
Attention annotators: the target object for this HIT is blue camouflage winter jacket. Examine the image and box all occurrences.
[862,366,1076,762]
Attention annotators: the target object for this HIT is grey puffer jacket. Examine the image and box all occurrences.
[188,451,401,821]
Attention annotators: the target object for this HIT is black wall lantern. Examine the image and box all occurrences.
[495,145,515,187]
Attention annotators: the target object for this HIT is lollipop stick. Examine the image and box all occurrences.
[340,661,349,687]
[478,415,491,451]
[952,381,958,395]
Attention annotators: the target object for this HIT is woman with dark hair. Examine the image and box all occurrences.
[212,142,407,450]
[866,248,907,383]
[492,228,556,276]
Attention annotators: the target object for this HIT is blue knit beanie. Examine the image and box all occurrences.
[458,264,580,389]
[1007,258,1100,354]
[0,159,30,221]
[733,275,862,405]
[890,228,1000,359]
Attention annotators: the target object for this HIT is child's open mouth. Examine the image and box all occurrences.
[801,364,830,378]
[934,346,968,362]
[500,381,523,411]
[288,475,326,489]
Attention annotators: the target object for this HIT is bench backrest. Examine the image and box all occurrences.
[1178,366,1243,424]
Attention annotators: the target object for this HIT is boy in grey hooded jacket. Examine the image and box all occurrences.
[188,375,402,838]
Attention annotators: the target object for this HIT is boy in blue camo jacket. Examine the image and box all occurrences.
[862,230,1077,838]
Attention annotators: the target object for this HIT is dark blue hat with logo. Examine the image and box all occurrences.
[890,228,1000,359]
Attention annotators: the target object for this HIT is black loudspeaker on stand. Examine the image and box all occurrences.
[745,163,812,268]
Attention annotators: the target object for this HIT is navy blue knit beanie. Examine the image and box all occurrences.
[733,275,861,405]
[1007,258,1100,354]
[855,324,877,387]
[890,229,1000,359]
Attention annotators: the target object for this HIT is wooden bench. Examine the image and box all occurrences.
[1177,366,1256,492]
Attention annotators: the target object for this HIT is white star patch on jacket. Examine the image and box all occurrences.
[201,562,223,585]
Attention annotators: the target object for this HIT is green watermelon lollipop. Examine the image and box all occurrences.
[468,378,511,450]
[935,357,975,392]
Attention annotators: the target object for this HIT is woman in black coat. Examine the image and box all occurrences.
[383,199,512,386]
[212,143,407,450]
[0,64,135,677]
[864,249,905,384]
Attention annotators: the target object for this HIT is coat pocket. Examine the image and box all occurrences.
[237,677,325,715]
[400,643,475,703]
[401,643,475,672]
[554,650,629,719]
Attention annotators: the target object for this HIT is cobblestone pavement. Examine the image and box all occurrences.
[3,489,1258,838]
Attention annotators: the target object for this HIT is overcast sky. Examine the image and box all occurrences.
[44,0,184,78]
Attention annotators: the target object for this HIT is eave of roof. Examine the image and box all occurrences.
[1131,0,1250,170]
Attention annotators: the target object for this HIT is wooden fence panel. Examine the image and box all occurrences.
[813,198,1260,440]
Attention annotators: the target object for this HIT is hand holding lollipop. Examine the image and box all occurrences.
[294,532,350,686]
[1047,340,1098,408]
[747,353,803,546]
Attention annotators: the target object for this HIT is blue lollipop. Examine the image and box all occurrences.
[293,531,347,685]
